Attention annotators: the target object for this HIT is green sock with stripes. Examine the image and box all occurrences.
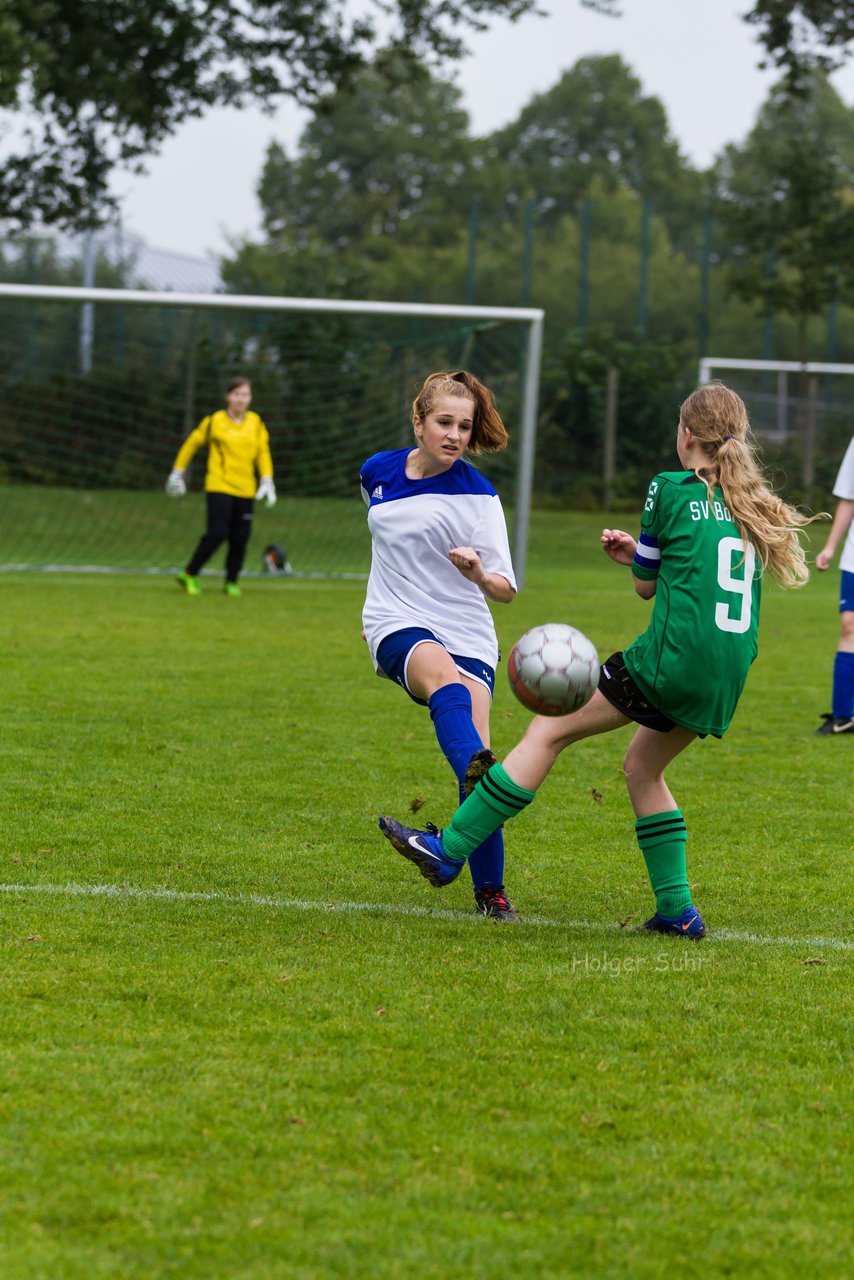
[635,809,692,919]
[441,762,536,861]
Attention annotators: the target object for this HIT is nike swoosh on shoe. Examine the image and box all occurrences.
[408,835,438,857]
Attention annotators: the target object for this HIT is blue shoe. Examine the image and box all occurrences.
[378,816,465,887]
[643,905,706,939]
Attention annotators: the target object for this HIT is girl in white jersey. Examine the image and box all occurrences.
[814,435,854,735]
[360,371,518,919]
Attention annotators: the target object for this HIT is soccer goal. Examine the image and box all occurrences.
[0,284,543,586]
[699,356,854,491]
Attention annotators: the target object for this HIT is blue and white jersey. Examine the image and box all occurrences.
[832,436,854,574]
[360,448,516,669]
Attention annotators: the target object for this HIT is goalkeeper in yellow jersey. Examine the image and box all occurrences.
[166,376,276,597]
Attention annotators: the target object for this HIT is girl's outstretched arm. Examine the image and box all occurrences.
[601,528,656,599]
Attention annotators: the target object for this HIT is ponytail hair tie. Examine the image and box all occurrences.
[721,434,734,443]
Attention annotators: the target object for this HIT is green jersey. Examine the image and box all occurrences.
[624,471,761,736]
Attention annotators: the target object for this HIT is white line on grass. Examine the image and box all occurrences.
[1,881,851,952]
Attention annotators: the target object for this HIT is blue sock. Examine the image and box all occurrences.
[428,686,505,890]
[458,779,506,890]
[428,685,484,781]
[832,651,854,719]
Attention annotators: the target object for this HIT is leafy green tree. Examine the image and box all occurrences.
[238,52,709,304]
[0,0,540,229]
[716,73,854,494]
[221,55,478,305]
[536,325,692,506]
[475,56,705,248]
[256,57,473,252]
[716,74,854,364]
[745,0,854,89]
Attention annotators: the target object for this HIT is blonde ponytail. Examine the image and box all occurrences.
[680,383,821,587]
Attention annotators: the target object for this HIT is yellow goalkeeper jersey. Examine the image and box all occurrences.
[173,410,273,498]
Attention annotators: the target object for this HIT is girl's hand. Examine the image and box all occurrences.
[448,545,482,582]
[815,547,833,572]
[449,546,515,602]
[601,528,637,565]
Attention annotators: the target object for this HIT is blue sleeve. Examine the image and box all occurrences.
[632,531,661,580]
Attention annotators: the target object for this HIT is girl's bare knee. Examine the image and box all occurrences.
[622,745,642,782]
[522,718,568,763]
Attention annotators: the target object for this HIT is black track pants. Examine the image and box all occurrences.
[186,492,254,584]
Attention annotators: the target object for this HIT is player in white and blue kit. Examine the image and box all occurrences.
[815,435,854,734]
[361,370,518,919]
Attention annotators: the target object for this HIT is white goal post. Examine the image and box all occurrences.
[698,356,854,494]
[699,355,854,440]
[0,283,544,586]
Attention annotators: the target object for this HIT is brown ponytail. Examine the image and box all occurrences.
[411,370,508,455]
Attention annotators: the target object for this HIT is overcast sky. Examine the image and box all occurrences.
[112,0,854,261]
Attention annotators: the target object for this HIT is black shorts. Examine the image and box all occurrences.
[597,651,676,733]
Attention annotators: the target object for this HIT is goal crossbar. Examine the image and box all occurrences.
[700,356,854,381]
[0,282,543,324]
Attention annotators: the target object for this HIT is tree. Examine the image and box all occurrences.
[0,0,541,229]
[474,56,705,249]
[745,1,854,90]
[716,74,854,363]
[535,325,692,505]
[717,73,854,493]
[218,55,479,306]
[255,57,473,252]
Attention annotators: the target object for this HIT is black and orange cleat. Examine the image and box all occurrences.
[474,884,519,922]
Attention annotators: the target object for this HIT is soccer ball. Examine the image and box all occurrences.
[507,623,599,716]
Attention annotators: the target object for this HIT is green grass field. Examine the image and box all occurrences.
[1,510,851,1279]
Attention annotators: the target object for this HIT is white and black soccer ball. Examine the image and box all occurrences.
[507,623,600,717]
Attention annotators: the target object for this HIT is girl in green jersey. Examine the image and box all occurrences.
[379,383,817,937]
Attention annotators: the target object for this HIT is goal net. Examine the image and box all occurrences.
[0,285,543,583]
[699,356,854,495]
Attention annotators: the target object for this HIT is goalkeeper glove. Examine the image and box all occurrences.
[166,469,186,497]
[256,476,277,508]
